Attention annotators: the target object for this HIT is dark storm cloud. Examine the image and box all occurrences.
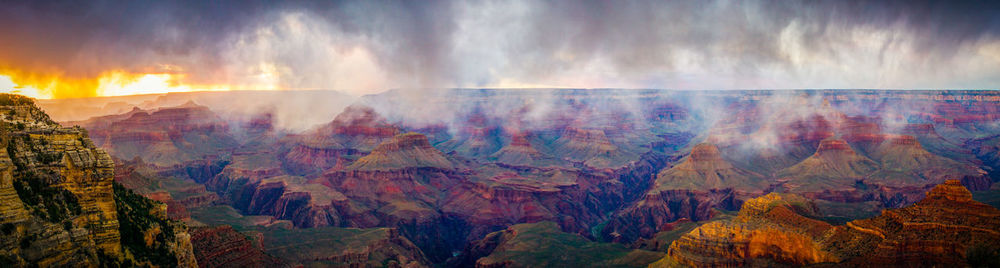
[1,0,998,97]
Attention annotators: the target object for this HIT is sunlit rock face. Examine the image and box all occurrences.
[660,180,1000,267]
[827,180,1000,266]
[0,94,196,267]
[665,193,839,267]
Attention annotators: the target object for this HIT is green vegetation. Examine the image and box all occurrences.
[813,200,883,225]
[0,94,34,106]
[188,205,279,231]
[11,171,81,222]
[636,221,700,252]
[0,93,54,124]
[113,182,179,267]
[478,222,664,267]
[188,204,427,267]
[97,250,135,268]
[1,223,14,235]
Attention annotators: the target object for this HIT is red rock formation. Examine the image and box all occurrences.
[659,180,1000,267]
[827,180,1000,266]
[189,226,285,268]
[604,189,737,243]
[84,102,238,166]
[438,112,504,158]
[666,193,837,267]
[144,192,190,220]
[279,105,400,174]
[228,176,345,228]
[778,138,878,191]
[489,132,549,167]
[654,143,767,191]
[347,133,453,171]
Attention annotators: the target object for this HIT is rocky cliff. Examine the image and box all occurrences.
[826,179,1000,266]
[602,143,757,243]
[665,193,837,267]
[0,94,196,267]
[659,180,1000,267]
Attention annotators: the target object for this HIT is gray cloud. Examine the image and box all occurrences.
[1,0,998,97]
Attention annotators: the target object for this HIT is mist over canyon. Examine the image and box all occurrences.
[0,88,995,267]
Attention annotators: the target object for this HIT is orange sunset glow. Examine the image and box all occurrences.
[0,69,282,99]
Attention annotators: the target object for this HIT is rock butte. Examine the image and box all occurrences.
[659,180,1000,267]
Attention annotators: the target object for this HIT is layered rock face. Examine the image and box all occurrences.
[660,180,1000,267]
[488,132,549,167]
[0,94,122,265]
[82,102,238,166]
[319,133,465,262]
[189,226,285,268]
[778,138,878,188]
[653,143,766,191]
[347,132,453,171]
[229,176,346,228]
[545,126,649,169]
[867,135,988,190]
[437,112,504,158]
[0,94,196,267]
[603,143,759,242]
[827,180,1000,266]
[665,193,838,267]
[441,164,625,247]
[280,105,400,175]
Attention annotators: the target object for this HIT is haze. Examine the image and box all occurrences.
[1,0,999,99]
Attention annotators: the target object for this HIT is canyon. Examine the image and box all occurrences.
[5,89,1000,267]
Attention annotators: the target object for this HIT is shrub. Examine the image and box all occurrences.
[114,182,178,267]
[1,223,14,235]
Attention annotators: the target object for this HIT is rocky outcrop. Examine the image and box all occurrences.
[659,180,1000,267]
[549,127,642,169]
[0,94,196,267]
[653,143,767,191]
[0,94,122,265]
[779,138,878,187]
[602,143,758,242]
[189,226,285,268]
[348,133,453,171]
[279,105,399,175]
[866,135,989,189]
[228,176,345,228]
[603,189,737,243]
[488,132,551,167]
[84,102,238,167]
[665,193,837,267]
[826,180,1000,266]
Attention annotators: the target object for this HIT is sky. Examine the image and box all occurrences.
[0,0,999,99]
